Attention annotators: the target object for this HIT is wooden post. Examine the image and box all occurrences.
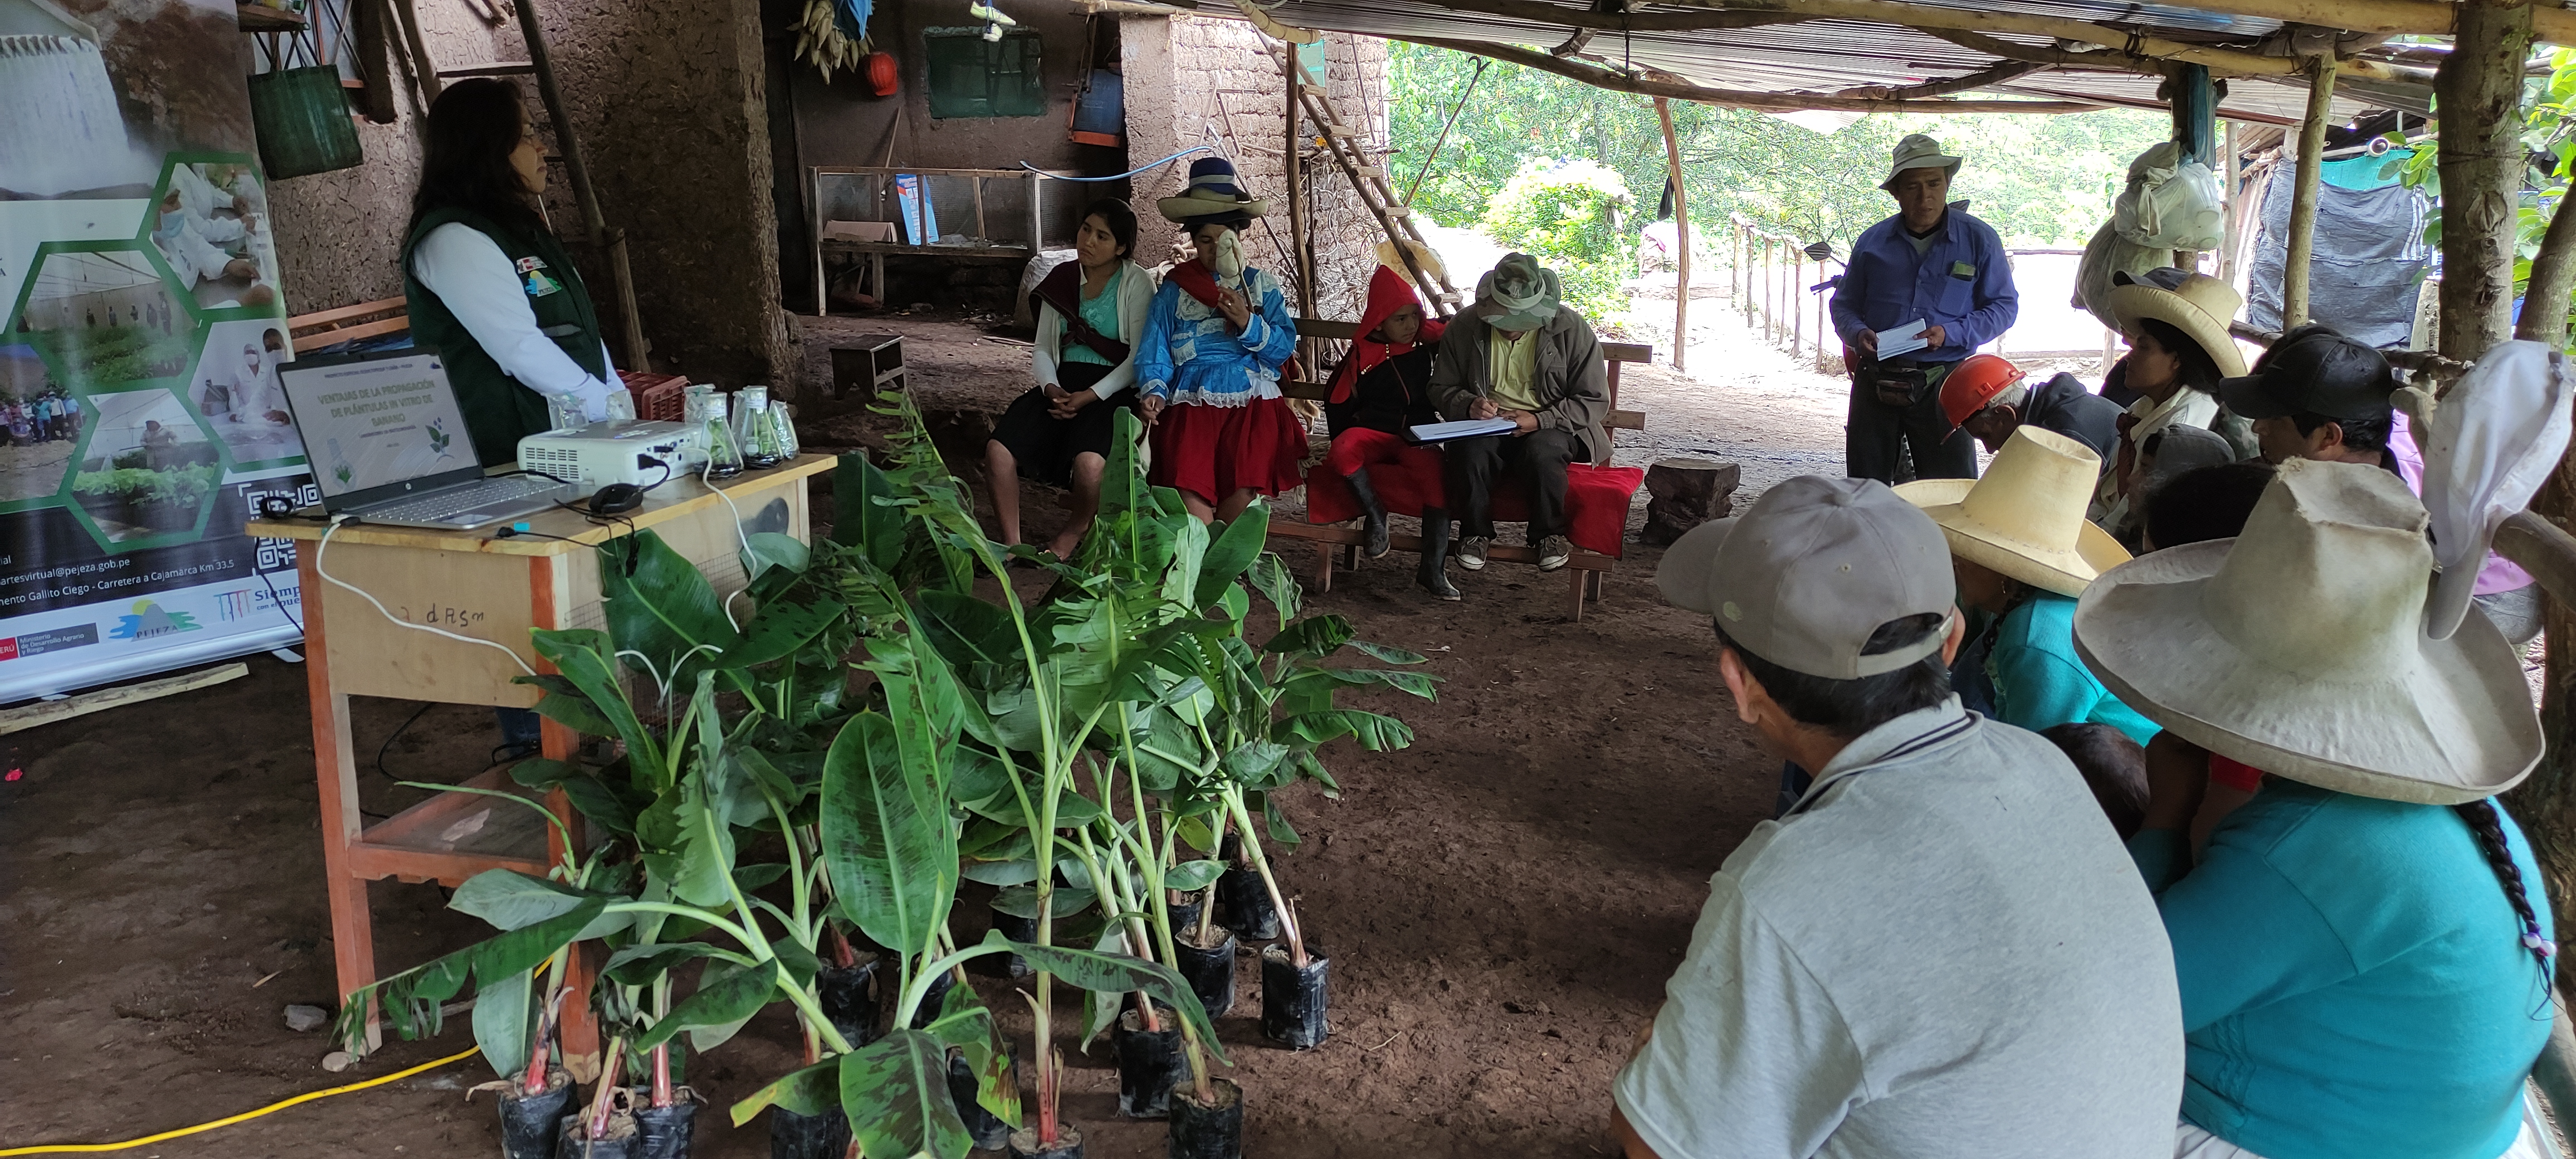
[514,0,650,371]
[1284,47,1315,366]
[2435,0,2535,362]
[2520,192,2576,349]
[1655,98,1691,372]
[2281,52,2337,328]
[2219,119,2241,283]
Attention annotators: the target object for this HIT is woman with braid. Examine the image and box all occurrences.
[2072,460,2555,1159]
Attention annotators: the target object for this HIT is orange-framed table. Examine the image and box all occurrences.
[247,454,836,1074]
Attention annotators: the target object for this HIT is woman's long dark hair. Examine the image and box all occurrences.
[2455,800,2556,974]
[2137,318,2224,395]
[407,78,544,244]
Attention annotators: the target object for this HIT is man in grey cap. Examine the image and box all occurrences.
[1430,252,1611,580]
[1614,475,2181,1158]
[1829,134,2020,485]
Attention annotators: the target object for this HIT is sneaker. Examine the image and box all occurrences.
[1458,535,1490,571]
[1536,535,1572,572]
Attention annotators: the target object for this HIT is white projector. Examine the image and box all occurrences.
[517,420,705,489]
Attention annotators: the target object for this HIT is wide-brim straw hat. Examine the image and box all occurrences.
[2072,459,2541,805]
[1157,158,1269,224]
[1376,239,1448,284]
[2104,268,2250,378]
[1894,426,2129,598]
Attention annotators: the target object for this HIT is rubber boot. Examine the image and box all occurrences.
[1417,507,1462,601]
[1345,467,1389,559]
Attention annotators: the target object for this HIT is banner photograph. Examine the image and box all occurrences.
[0,0,308,700]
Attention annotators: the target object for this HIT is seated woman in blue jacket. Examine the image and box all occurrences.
[1132,159,1303,525]
[2074,460,2555,1159]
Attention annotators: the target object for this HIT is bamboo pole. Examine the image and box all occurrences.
[2281,53,2337,328]
[513,0,649,371]
[1284,47,1314,351]
[1655,98,1691,373]
[2219,120,2241,283]
[1405,57,1484,206]
[389,0,441,104]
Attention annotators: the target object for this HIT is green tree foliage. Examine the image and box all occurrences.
[1480,158,1635,317]
[1390,42,2173,253]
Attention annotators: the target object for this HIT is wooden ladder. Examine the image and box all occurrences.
[1265,39,1465,319]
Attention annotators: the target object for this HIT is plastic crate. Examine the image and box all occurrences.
[620,371,689,422]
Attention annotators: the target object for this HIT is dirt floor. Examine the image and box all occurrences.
[0,303,1832,1157]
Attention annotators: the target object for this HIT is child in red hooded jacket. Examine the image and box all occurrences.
[1323,265,1456,599]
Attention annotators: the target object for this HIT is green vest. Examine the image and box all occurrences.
[402,207,608,466]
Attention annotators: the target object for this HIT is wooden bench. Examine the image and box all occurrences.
[287,296,412,354]
[1267,318,1653,621]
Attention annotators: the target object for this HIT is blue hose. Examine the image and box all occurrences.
[1021,145,1211,182]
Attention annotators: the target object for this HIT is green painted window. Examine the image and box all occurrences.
[924,28,1046,119]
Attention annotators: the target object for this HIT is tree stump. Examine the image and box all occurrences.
[1641,457,1740,546]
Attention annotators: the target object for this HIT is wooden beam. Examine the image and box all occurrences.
[2434,0,2535,363]
[1655,96,1691,374]
[0,663,249,737]
[2282,52,2335,327]
[1837,58,2041,100]
[1651,0,2426,82]
[1911,26,2160,74]
[1405,37,2103,113]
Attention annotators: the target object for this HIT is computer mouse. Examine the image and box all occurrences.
[587,483,646,515]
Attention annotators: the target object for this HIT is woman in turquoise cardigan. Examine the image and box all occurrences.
[1899,425,2155,743]
[2073,460,2555,1159]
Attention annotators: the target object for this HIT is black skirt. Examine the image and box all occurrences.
[990,361,1130,485]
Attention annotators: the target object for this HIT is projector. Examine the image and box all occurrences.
[517,420,704,489]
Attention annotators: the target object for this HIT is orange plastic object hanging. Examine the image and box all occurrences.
[865,51,897,96]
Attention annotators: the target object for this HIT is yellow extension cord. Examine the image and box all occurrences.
[0,1046,484,1156]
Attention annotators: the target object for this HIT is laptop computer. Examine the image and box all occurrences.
[278,348,572,530]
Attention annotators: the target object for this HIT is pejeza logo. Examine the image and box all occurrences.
[108,600,203,640]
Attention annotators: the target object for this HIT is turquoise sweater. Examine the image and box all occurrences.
[1988,592,2159,745]
[2131,781,2553,1159]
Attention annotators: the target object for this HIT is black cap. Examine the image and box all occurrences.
[2217,324,2399,422]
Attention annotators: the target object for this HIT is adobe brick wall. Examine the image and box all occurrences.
[1126,16,1390,323]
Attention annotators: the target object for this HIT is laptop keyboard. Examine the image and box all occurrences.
[366,476,564,525]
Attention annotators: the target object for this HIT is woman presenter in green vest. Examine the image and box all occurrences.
[402,78,615,466]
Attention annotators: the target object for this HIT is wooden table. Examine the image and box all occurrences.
[248,454,836,1072]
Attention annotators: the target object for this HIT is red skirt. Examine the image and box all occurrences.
[1148,396,1307,503]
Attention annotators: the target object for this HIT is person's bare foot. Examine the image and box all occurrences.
[1047,529,1086,559]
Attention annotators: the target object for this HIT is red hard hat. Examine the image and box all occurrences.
[1939,353,2025,428]
[866,51,899,98]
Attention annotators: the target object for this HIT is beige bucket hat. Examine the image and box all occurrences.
[2072,459,2541,805]
[1880,133,1962,191]
[2104,267,2250,379]
[1894,426,2130,598]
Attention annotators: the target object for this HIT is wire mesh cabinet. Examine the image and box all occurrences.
[807,165,1080,315]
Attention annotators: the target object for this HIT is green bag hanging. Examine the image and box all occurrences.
[248,65,362,179]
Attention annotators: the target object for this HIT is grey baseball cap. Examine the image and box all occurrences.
[1656,475,1957,679]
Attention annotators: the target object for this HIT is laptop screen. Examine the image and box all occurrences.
[277,350,479,501]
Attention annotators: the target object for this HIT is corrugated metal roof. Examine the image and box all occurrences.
[1258,0,2414,123]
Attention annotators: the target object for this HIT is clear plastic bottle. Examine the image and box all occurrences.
[603,388,636,422]
[735,386,783,469]
[547,392,588,431]
[767,399,801,461]
[689,384,743,479]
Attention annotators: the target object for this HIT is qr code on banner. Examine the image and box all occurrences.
[243,481,321,572]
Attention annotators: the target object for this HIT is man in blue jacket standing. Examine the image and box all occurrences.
[1829,134,2019,484]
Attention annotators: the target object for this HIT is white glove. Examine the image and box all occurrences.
[575,378,614,422]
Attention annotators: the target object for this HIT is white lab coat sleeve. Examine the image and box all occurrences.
[411,222,614,419]
[1032,302,1065,391]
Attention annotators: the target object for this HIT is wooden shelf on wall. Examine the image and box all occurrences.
[235,2,306,32]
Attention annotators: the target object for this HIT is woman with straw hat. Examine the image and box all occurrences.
[1897,426,2153,743]
[1133,158,1305,525]
[2099,268,2254,531]
[2073,460,2555,1159]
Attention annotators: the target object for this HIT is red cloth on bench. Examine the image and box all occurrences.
[1304,456,1644,558]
